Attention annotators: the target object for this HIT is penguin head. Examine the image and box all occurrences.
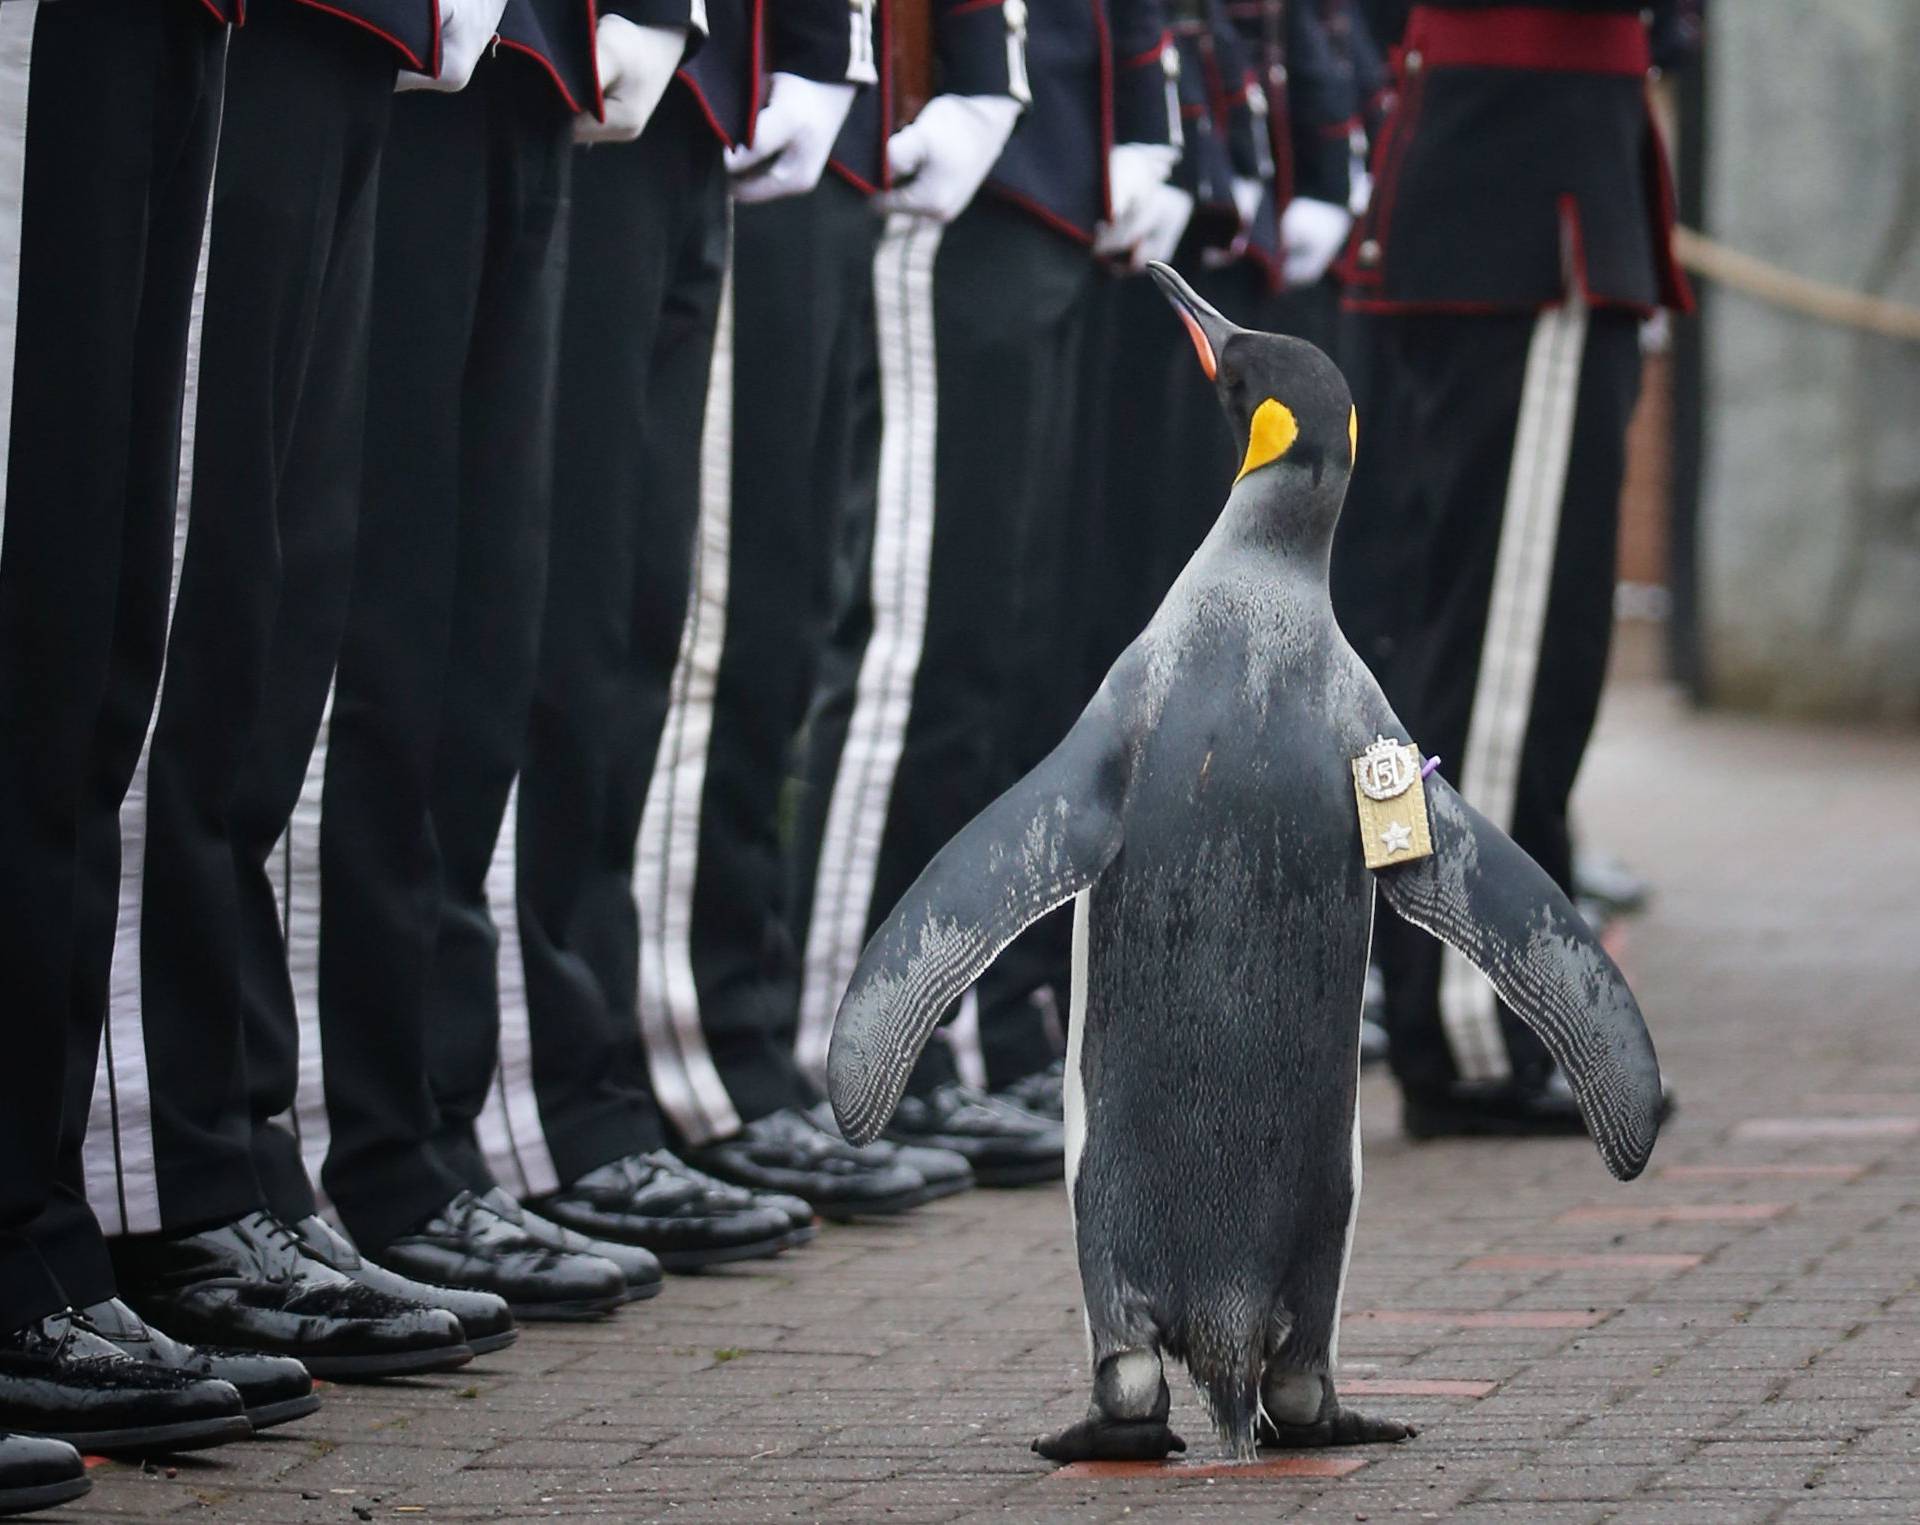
[1147,261,1357,534]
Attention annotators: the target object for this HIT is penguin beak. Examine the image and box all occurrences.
[1147,260,1239,382]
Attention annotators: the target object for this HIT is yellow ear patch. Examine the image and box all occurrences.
[1348,405,1359,465]
[1236,398,1299,483]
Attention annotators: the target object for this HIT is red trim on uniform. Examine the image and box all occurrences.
[588,0,606,121]
[1337,50,1424,288]
[1401,5,1650,77]
[1179,103,1207,120]
[1119,37,1165,72]
[499,36,585,114]
[877,0,894,188]
[427,0,442,79]
[289,0,427,69]
[675,68,737,147]
[1091,0,1115,222]
[950,0,1001,14]
[828,160,881,196]
[744,0,766,145]
[1643,100,1695,313]
[197,0,230,25]
[1320,114,1359,139]
[987,184,1094,247]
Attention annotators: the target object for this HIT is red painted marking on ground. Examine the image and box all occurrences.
[1662,1163,1865,1181]
[1557,1202,1790,1225]
[1465,1253,1702,1272]
[1733,1117,1920,1140]
[1342,1378,1495,1397]
[1054,1455,1368,1481]
[1344,1309,1608,1330]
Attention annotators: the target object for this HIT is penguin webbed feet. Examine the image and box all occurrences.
[1257,1404,1418,1449]
[1032,1415,1188,1463]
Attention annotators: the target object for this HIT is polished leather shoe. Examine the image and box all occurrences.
[885,1082,1064,1187]
[1403,1068,1676,1141]
[532,1155,794,1272]
[686,1108,927,1220]
[0,1433,88,1516]
[291,1216,518,1357]
[378,1192,627,1321]
[481,1191,663,1303]
[804,1103,974,1203]
[646,1153,818,1249]
[995,1059,1065,1122]
[0,1310,249,1456]
[111,1212,471,1381]
[79,1300,315,1432]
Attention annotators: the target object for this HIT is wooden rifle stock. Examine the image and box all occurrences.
[891,0,936,123]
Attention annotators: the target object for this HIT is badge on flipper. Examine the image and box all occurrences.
[1352,736,1433,870]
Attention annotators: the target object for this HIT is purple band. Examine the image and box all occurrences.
[1420,756,1442,779]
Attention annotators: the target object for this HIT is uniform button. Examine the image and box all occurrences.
[1358,239,1381,267]
[1404,48,1423,72]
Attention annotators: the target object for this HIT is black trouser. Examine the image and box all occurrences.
[513,87,725,1183]
[0,0,223,1328]
[788,198,1096,1098]
[314,61,572,1255]
[1372,307,1642,1094]
[618,177,877,1144]
[87,0,394,1236]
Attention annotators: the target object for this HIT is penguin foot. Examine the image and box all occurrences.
[1032,1417,1188,1463]
[1258,1407,1418,1448]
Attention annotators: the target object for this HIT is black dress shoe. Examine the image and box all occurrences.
[111,1212,471,1381]
[290,1216,519,1357]
[885,1082,1064,1187]
[645,1153,818,1249]
[377,1192,627,1321]
[481,1191,663,1303]
[0,1433,87,1516]
[532,1155,795,1272]
[0,1311,250,1456]
[78,1300,316,1432]
[803,1103,974,1203]
[685,1108,928,1221]
[995,1059,1065,1122]
[1403,1068,1677,1141]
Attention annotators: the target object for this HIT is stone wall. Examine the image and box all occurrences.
[1700,2,1920,721]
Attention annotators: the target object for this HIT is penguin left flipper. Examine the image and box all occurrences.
[827,686,1133,1146]
[1374,776,1665,1181]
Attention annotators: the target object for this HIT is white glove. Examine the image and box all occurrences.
[1230,175,1264,234]
[873,94,1023,223]
[575,16,688,145]
[725,72,858,204]
[396,0,511,93]
[1281,195,1353,287]
[1095,141,1179,252]
[1101,183,1194,272]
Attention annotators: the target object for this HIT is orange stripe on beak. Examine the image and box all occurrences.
[1177,306,1216,380]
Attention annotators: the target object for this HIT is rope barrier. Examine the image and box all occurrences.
[1673,225,1920,343]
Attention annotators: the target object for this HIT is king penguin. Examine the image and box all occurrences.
[825,265,1665,1463]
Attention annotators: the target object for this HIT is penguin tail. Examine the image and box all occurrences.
[1179,1315,1265,1460]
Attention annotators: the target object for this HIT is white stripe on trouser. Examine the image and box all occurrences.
[630,249,741,1146]
[794,214,943,1085]
[81,216,217,1236]
[477,778,560,1199]
[276,686,335,1201]
[1438,296,1590,1082]
[0,3,34,493]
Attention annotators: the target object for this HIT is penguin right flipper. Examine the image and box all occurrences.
[1374,775,1664,1181]
[826,686,1132,1146]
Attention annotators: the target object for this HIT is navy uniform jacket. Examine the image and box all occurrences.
[831,0,1035,194]
[497,0,598,113]
[1338,0,1692,314]
[989,0,1173,243]
[193,2,434,67]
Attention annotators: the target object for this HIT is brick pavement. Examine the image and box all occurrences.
[73,683,1920,1523]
